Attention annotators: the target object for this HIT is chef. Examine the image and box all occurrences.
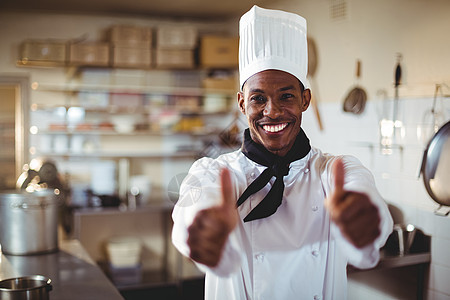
[172,5,393,300]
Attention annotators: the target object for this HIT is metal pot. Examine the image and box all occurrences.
[0,275,52,300]
[0,190,59,255]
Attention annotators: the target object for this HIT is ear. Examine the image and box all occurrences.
[237,91,246,114]
[301,89,311,112]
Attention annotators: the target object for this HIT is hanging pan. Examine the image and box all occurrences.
[307,37,324,130]
[420,120,450,216]
[343,60,367,114]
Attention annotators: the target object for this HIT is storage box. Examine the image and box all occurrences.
[20,40,67,66]
[203,93,229,113]
[156,26,197,49]
[69,43,110,66]
[112,46,152,68]
[155,49,194,69]
[200,36,239,68]
[169,95,201,112]
[78,91,109,108]
[202,76,238,90]
[110,93,144,109]
[108,25,152,47]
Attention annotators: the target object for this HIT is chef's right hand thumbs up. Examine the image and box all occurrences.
[187,168,238,267]
[218,168,239,231]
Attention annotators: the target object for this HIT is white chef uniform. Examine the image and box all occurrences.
[172,5,393,300]
[172,148,393,300]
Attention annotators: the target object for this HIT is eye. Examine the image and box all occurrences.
[250,94,266,103]
[280,93,294,100]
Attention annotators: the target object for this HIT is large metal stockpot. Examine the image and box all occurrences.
[0,275,52,300]
[0,190,59,255]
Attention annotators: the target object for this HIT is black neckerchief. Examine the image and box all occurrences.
[237,128,311,222]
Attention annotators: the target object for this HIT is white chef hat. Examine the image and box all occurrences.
[239,5,308,89]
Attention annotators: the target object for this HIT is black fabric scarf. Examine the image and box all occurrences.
[237,128,311,222]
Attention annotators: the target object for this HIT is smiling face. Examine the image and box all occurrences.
[238,69,311,157]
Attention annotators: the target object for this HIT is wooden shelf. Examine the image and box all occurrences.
[31,104,233,116]
[35,151,200,159]
[31,82,236,97]
[33,128,223,137]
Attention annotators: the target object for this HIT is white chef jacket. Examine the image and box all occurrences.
[172,146,393,300]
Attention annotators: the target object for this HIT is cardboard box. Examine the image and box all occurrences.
[156,26,197,49]
[155,49,194,69]
[108,25,152,47]
[20,40,67,65]
[110,93,144,108]
[200,36,239,68]
[202,76,238,90]
[69,43,110,66]
[112,46,152,68]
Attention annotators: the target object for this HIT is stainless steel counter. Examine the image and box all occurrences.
[0,239,123,300]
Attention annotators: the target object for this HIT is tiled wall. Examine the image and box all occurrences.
[301,96,450,299]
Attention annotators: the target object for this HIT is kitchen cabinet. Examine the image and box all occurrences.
[71,202,205,296]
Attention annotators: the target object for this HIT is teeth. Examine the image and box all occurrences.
[263,123,288,133]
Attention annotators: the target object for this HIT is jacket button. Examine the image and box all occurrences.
[255,253,264,262]
[312,205,318,211]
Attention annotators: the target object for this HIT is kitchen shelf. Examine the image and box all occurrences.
[31,104,233,117]
[28,66,239,227]
[32,82,236,97]
[35,151,201,159]
[33,128,224,136]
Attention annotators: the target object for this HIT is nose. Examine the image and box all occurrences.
[263,99,282,119]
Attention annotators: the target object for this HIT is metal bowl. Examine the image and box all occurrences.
[0,275,52,300]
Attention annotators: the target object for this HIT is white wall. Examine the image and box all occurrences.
[265,0,450,102]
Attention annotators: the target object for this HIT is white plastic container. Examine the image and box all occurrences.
[106,237,141,268]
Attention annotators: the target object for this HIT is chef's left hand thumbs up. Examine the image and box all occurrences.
[325,159,381,248]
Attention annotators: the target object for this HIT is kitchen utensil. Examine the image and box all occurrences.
[406,224,417,251]
[129,175,152,206]
[0,190,60,255]
[393,224,405,256]
[420,120,450,215]
[307,37,324,130]
[418,84,446,146]
[392,54,402,125]
[384,223,421,255]
[16,160,61,191]
[0,275,52,300]
[343,59,367,114]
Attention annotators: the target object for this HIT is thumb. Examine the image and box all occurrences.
[219,167,235,211]
[332,158,345,195]
[326,158,346,209]
[219,167,239,231]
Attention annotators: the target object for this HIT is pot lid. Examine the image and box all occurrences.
[421,120,450,213]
